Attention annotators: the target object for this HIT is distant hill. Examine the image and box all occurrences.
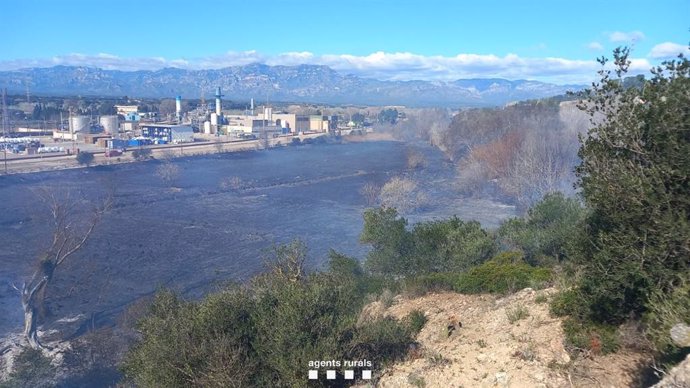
[0,65,583,107]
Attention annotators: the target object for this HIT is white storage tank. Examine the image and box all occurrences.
[69,116,89,133]
[203,121,211,134]
[210,113,218,126]
[99,115,119,135]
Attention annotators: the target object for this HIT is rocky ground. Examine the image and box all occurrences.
[358,288,655,388]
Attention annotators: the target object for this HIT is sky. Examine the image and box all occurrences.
[1,0,688,83]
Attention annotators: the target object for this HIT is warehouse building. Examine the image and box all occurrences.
[140,123,194,143]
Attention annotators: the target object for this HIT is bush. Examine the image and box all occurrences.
[404,309,427,335]
[131,147,152,160]
[121,288,260,388]
[76,151,94,166]
[573,48,690,324]
[411,217,496,274]
[561,317,619,355]
[550,288,587,318]
[347,317,414,367]
[506,304,530,324]
[644,274,690,356]
[454,252,551,295]
[123,238,421,387]
[402,272,458,297]
[496,192,585,265]
[361,207,413,275]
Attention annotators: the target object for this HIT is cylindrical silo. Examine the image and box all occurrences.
[69,116,89,133]
[210,113,218,126]
[204,121,211,134]
[99,115,119,135]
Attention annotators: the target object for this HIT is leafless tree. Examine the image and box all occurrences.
[378,177,427,213]
[18,188,111,348]
[406,148,428,170]
[155,162,181,187]
[359,182,380,206]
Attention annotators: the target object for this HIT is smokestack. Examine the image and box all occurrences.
[251,98,254,116]
[175,96,182,122]
[215,87,222,116]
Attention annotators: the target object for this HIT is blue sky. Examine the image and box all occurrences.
[1,0,688,83]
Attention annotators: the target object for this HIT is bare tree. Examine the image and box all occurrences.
[359,182,380,206]
[155,162,181,187]
[406,148,428,170]
[19,188,111,348]
[378,177,427,213]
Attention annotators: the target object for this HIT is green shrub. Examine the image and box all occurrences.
[405,309,427,335]
[411,217,496,274]
[361,207,413,275]
[76,151,94,166]
[506,304,530,324]
[496,192,585,265]
[347,317,415,367]
[362,209,496,276]
[454,252,551,295]
[121,288,261,388]
[644,274,690,356]
[550,289,587,318]
[561,317,619,355]
[573,48,690,324]
[131,147,152,160]
[402,272,458,297]
[407,373,426,388]
[534,293,548,304]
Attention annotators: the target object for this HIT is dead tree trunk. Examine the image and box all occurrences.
[22,272,48,348]
[19,188,109,349]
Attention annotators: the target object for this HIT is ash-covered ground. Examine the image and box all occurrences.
[0,141,515,338]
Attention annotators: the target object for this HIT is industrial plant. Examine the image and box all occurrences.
[1,85,343,169]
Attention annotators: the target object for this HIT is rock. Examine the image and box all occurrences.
[653,354,690,388]
[670,323,690,347]
[495,371,509,385]
[534,372,545,382]
[476,354,487,363]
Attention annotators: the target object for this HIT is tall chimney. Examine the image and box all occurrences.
[215,87,223,116]
[175,96,182,122]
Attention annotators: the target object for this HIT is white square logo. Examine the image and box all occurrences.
[326,370,336,380]
[344,370,355,379]
[362,370,372,380]
[308,370,318,380]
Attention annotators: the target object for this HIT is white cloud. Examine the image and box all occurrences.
[587,41,604,51]
[608,31,645,43]
[649,42,690,59]
[0,50,657,84]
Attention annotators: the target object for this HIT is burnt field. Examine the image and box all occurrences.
[0,140,515,337]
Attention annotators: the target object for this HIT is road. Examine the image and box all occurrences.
[1,133,322,174]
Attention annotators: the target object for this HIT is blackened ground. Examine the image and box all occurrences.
[0,141,515,339]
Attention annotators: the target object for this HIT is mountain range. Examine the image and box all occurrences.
[0,64,583,107]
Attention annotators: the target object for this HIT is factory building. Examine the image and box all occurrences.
[140,123,194,143]
[114,105,139,116]
[222,111,330,135]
